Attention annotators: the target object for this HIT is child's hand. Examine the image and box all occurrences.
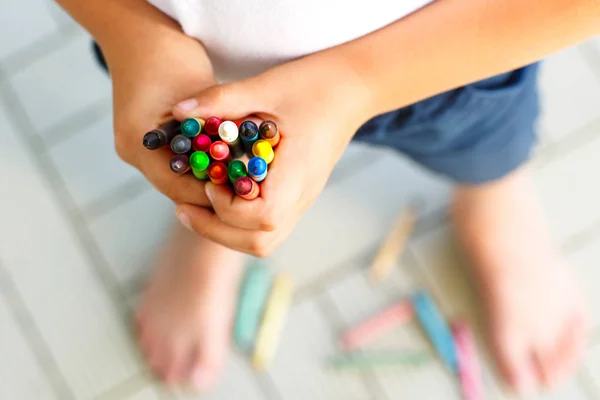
[172,54,372,256]
[107,31,217,207]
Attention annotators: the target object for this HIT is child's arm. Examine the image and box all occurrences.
[334,0,600,117]
[55,0,213,73]
[55,0,216,208]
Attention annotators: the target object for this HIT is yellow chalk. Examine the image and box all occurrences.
[252,274,294,370]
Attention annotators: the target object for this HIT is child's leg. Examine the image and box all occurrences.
[452,166,587,393]
[135,225,245,390]
[354,63,588,393]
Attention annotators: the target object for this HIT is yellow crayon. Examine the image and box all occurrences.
[252,140,275,164]
[252,274,294,370]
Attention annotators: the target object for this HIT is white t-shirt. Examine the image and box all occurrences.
[147,0,434,82]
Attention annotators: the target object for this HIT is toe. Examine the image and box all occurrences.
[494,334,538,395]
[547,316,588,388]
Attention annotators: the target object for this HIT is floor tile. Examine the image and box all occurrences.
[325,270,463,400]
[0,291,58,400]
[46,1,77,27]
[488,378,590,400]
[0,104,141,400]
[49,113,140,210]
[267,300,372,400]
[88,186,175,286]
[125,386,164,400]
[0,0,58,61]
[530,120,600,245]
[9,33,111,134]
[567,237,600,330]
[174,353,265,400]
[269,151,451,287]
[538,46,600,143]
[583,342,600,397]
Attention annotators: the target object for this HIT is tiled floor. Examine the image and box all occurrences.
[2,2,600,400]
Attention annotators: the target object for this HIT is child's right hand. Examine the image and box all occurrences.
[105,31,217,208]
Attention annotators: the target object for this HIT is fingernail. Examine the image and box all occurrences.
[205,184,214,203]
[176,98,198,112]
[176,209,192,230]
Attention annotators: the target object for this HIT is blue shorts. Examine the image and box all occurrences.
[92,42,539,184]
[353,63,540,184]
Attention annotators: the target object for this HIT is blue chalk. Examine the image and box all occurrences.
[412,290,458,372]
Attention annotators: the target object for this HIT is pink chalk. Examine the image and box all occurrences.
[339,300,414,351]
[452,321,483,400]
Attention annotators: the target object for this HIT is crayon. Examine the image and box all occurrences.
[227,160,247,184]
[209,141,232,163]
[170,134,192,154]
[247,156,268,182]
[326,352,431,371]
[204,116,222,137]
[218,120,244,158]
[239,120,259,157]
[259,120,280,148]
[252,140,275,164]
[189,151,210,180]
[234,176,260,200]
[192,133,212,153]
[169,154,190,175]
[252,274,294,370]
[452,321,483,400]
[339,300,414,351]
[142,120,180,150]
[412,291,458,372]
[180,117,205,138]
[208,161,228,185]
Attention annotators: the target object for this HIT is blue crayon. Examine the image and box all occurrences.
[248,156,268,182]
[239,121,259,157]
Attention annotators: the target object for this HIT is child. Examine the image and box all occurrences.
[57,0,597,394]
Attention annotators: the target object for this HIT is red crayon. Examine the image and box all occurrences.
[234,176,260,200]
[204,116,222,137]
[208,161,228,185]
[192,133,212,152]
[209,141,231,163]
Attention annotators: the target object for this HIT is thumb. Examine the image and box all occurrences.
[172,79,263,121]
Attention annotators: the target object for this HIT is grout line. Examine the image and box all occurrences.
[251,369,283,400]
[317,293,389,400]
[0,259,76,400]
[39,96,113,149]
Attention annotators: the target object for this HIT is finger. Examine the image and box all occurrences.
[136,146,211,207]
[175,203,272,257]
[172,79,274,121]
[493,333,538,395]
[547,315,588,388]
[205,182,275,231]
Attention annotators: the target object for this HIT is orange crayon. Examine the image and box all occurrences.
[208,161,228,184]
[210,141,232,163]
[234,176,260,200]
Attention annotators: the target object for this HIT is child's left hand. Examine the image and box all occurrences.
[172,54,373,256]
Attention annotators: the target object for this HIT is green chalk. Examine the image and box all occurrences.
[326,352,431,371]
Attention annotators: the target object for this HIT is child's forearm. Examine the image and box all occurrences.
[331,0,600,118]
[54,0,212,73]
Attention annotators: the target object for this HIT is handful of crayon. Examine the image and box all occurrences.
[142,117,280,200]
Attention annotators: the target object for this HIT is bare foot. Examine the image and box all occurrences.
[451,167,589,395]
[135,224,246,391]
